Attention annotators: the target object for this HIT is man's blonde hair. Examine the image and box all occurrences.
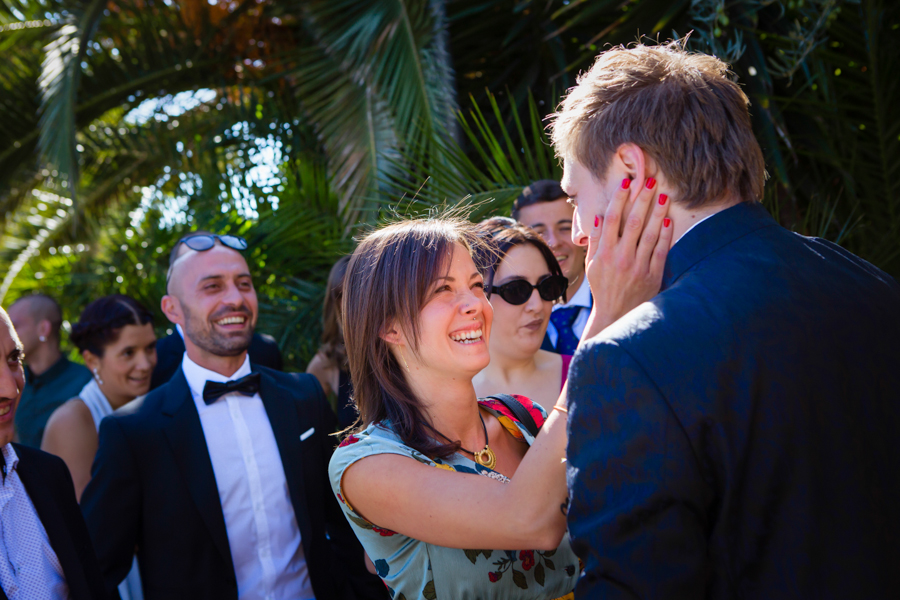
[550,39,766,208]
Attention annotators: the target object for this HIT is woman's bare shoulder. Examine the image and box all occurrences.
[46,397,94,427]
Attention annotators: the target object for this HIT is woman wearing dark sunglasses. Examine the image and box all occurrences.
[473,219,572,408]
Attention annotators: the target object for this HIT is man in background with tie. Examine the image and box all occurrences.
[81,233,384,600]
[513,180,591,355]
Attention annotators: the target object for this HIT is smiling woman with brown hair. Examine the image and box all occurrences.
[328,204,670,599]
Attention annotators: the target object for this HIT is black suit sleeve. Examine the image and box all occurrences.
[566,341,713,598]
[49,453,112,600]
[312,385,387,600]
[81,417,141,599]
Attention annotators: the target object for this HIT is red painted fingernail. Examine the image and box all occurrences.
[621,178,631,189]
[664,218,671,228]
[645,177,656,189]
[594,215,600,227]
[658,194,668,205]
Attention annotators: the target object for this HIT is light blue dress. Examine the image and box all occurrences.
[328,396,579,600]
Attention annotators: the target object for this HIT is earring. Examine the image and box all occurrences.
[400,349,411,372]
[39,335,46,342]
[93,367,104,386]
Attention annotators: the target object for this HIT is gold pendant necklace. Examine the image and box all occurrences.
[473,445,497,470]
[435,412,496,470]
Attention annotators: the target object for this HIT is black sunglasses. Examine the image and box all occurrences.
[487,274,568,306]
[177,234,248,253]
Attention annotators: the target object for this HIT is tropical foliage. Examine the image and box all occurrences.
[1,0,897,368]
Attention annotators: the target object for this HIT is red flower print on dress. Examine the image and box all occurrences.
[488,572,500,582]
[372,526,397,537]
[339,435,361,448]
[520,550,535,571]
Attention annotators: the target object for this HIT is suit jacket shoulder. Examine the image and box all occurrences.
[11,445,107,600]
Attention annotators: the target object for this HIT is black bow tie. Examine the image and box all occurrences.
[202,373,261,405]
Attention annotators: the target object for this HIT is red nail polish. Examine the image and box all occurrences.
[594,215,600,227]
[645,177,656,189]
[664,218,671,228]
[658,194,668,205]
[621,178,631,189]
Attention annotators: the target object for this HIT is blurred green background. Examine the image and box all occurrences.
[1,0,897,369]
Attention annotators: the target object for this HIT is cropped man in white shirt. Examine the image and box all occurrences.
[81,233,385,600]
[514,180,592,355]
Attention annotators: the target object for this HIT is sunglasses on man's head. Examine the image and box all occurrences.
[487,274,568,306]
[177,234,248,253]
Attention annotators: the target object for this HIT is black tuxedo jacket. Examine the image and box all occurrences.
[149,332,283,390]
[0,445,106,600]
[81,365,385,600]
[566,202,900,598]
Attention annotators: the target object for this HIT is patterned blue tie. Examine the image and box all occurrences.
[550,306,581,355]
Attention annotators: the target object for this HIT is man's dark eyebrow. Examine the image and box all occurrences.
[198,272,252,284]
[556,219,573,225]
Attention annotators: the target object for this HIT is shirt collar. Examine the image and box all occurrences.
[1,443,19,477]
[557,276,592,310]
[25,354,70,387]
[673,213,716,247]
[181,352,252,402]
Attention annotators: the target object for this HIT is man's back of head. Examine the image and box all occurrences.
[551,38,765,210]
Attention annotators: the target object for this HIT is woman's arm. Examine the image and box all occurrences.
[306,351,338,397]
[40,399,99,501]
[340,397,569,551]
[341,179,670,552]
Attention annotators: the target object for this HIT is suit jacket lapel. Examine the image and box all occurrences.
[662,202,779,291]
[161,369,234,571]
[16,458,89,598]
[256,369,314,550]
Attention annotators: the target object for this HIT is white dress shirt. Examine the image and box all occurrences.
[182,354,314,600]
[0,444,69,600]
[546,277,593,348]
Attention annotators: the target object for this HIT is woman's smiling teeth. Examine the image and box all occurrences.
[0,404,10,417]
[216,316,246,326]
[450,329,483,344]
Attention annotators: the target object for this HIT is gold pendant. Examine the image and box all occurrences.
[474,446,497,470]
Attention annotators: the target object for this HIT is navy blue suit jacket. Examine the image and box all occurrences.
[81,365,385,600]
[566,202,900,598]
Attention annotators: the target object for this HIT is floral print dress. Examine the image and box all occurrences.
[328,396,579,600]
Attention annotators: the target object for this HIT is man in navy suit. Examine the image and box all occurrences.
[81,234,384,600]
[552,41,900,598]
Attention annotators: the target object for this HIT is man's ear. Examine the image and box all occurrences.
[36,319,52,340]
[160,295,183,327]
[615,143,650,202]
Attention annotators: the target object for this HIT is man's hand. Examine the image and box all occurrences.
[580,177,673,344]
